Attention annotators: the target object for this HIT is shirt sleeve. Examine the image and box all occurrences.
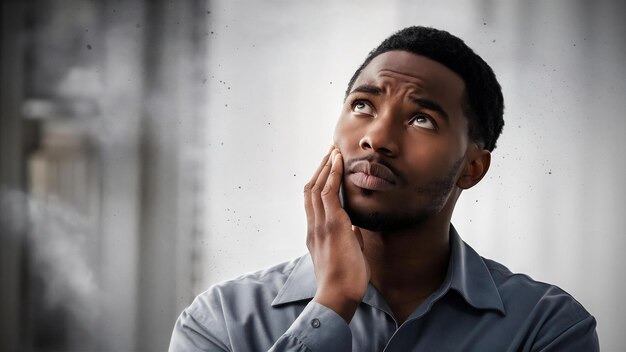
[537,315,600,352]
[169,294,353,352]
[168,305,231,352]
[268,301,352,352]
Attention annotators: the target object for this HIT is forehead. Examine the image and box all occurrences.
[353,50,465,103]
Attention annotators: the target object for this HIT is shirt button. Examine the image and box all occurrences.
[310,318,321,328]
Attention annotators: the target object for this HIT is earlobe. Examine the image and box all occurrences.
[457,149,491,190]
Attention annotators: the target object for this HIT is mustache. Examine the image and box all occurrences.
[345,155,406,184]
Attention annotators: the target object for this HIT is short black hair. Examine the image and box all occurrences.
[346,26,504,151]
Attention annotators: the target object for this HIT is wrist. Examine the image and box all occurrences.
[313,290,362,323]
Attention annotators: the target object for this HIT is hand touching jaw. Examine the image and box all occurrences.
[303,147,370,323]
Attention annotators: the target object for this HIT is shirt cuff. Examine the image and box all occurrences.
[283,301,352,351]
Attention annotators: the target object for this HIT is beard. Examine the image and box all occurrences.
[344,156,464,232]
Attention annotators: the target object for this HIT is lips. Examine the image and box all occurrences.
[348,160,398,191]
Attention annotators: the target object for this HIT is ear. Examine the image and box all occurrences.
[456,148,491,190]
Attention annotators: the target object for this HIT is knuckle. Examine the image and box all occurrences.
[311,184,323,194]
[303,183,312,194]
[326,217,340,231]
[313,224,325,236]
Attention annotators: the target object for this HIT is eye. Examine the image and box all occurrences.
[352,100,375,116]
[409,114,437,130]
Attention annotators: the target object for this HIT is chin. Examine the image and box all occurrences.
[347,208,431,232]
[344,200,435,232]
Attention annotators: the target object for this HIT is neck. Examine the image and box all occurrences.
[361,215,452,324]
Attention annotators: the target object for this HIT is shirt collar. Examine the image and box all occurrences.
[447,225,505,314]
[271,254,317,306]
[272,225,505,315]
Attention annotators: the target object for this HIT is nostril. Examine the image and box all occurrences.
[359,138,372,150]
[359,138,395,156]
[359,131,398,156]
[377,147,393,155]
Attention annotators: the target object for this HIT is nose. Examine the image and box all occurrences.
[359,114,400,157]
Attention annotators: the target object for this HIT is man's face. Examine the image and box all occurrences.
[333,50,472,231]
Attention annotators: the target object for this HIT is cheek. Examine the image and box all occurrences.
[403,139,462,177]
[404,147,440,171]
[333,114,359,150]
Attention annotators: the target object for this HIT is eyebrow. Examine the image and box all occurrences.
[349,84,384,95]
[349,84,450,121]
[409,97,449,122]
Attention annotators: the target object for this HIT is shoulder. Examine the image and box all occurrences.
[482,257,598,350]
[483,257,588,315]
[170,257,307,351]
[187,255,304,318]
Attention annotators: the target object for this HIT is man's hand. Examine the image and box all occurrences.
[304,146,370,323]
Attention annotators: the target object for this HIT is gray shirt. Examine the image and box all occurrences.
[169,227,599,351]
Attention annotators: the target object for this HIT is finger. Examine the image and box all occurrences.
[321,151,344,212]
[314,149,336,192]
[311,149,337,224]
[304,147,335,227]
[305,147,334,207]
[306,146,334,188]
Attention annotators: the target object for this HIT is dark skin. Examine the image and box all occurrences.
[303,51,491,325]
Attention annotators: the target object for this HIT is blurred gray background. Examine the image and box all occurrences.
[1,0,624,351]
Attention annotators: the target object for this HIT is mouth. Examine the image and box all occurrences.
[348,160,398,191]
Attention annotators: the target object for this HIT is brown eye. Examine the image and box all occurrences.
[409,114,436,130]
[352,100,374,116]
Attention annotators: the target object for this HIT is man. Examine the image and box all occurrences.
[169,26,599,351]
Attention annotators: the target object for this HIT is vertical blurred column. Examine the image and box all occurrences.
[2,0,208,350]
[135,0,208,350]
[0,2,25,351]
[95,0,145,350]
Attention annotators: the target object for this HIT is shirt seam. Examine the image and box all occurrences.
[535,314,595,351]
[228,258,299,284]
